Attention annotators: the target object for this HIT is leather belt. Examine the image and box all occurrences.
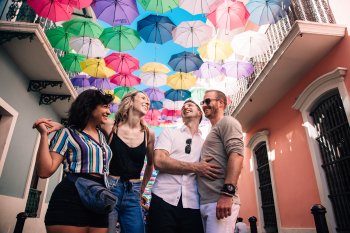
[109,175,141,183]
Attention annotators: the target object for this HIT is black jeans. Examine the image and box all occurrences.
[148,193,204,233]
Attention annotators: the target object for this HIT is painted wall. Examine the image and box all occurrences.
[238,1,350,231]
[0,48,62,233]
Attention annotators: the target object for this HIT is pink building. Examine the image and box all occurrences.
[230,1,350,232]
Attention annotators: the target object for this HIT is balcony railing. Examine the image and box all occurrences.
[226,0,336,115]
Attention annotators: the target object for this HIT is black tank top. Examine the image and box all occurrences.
[109,132,147,179]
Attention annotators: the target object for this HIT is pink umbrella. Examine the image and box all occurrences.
[28,0,73,22]
[208,0,249,31]
[59,0,93,9]
[161,109,182,118]
[222,60,254,79]
[104,52,139,73]
[144,109,161,126]
[109,73,141,87]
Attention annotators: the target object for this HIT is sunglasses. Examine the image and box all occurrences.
[185,138,192,154]
[200,98,219,105]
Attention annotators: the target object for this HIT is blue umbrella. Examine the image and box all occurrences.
[70,74,91,87]
[165,89,191,101]
[137,14,176,44]
[246,0,286,25]
[150,101,163,110]
[168,51,204,73]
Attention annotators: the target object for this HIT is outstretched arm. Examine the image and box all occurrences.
[154,149,222,180]
[141,130,155,195]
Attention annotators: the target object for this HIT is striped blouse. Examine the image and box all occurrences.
[49,127,113,174]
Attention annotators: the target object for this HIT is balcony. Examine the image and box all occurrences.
[0,0,77,118]
[227,1,347,131]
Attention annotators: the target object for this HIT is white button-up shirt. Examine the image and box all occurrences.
[153,125,204,209]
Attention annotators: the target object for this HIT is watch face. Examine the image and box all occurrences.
[227,184,234,191]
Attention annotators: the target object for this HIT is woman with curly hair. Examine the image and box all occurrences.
[36,90,155,233]
[33,89,114,233]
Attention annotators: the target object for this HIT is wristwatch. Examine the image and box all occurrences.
[221,184,237,196]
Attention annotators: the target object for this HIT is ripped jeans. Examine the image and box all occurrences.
[107,176,144,233]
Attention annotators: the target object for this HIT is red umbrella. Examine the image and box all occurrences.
[59,0,93,9]
[104,52,139,73]
[28,0,73,22]
[109,73,141,87]
[161,109,182,117]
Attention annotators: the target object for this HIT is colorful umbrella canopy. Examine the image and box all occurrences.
[114,86,136,98]
[99,26,141,51]
[165,89,191,101]
[70,37,109,58]
[172,20,212,49]
[110,73,141,87]
[179,0,216,15]
[137,0,178,13]
[246,0,286,25]
[80,58,115,78]
[89,77,118,89]
[62,18,103,38]
[70,74,91,87]
[91,0,139,26]
[46,27,73,52]
[168,51,203,73]
[212,0,249,31]
[190,87,206,102]
[137,14,176,44]
[28,0,73,22]
[59,0,93,9]
[197,40,233,61]
[163,99,184,110]
[59,53,87,72]
[195,61,223,79]
[231,30,270,58]
[150,101,163,110]
[104,52,139,73]
[140,62,170,73]
[222,60,254,79]
[144,109,161,126]
[167,72,196,90]
[143,87,165,101]
[161,109,182,117]
[140,72,167,87]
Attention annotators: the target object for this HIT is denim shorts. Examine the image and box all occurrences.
[107,176,145,233]
[45,174,109,228]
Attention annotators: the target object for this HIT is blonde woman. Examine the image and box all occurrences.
[35,90,155,233]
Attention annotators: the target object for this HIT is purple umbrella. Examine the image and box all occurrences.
[91,0,139,26]
[222,60,254,79]
[70,74,91,87]
[195,61,223,79]
[110,103,119,112]
[89,77,118,90]
[143,87,165,101]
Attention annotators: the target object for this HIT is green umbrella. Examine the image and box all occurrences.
[62,18,103,38]
[114,86,136,99]
[59,53,86,72]
[99,26,141,52]
[46,27,72,52]
[137,0,179,13]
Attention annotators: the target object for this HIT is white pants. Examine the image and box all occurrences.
[200,202,240,233]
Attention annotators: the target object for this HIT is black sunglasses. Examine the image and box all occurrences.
[200,98,219,105]
[185,138,192,154]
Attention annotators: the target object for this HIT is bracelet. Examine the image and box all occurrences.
[220,191,234,197]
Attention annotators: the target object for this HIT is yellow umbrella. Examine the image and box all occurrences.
[167,72,197,90]
[80,58,115,78]
[198,40,233,61]
[141,62,171,73]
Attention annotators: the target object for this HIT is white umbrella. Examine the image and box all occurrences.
[179,0,217,15]
[231,30,270,58]
[163,99,185,110]
[70,37,109,58]
[140,72,167,87]
[172,20,213,49]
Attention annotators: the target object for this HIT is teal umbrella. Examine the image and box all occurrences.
[137,0,179,13]
[46,27,73,52]
[113,86,136,99]
[59,53,87,73]
[99,26,141,51]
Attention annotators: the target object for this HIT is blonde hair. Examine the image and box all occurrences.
[114,90,150,132]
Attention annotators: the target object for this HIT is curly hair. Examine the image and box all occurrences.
[68,89,114,130]
[114,90,149,132]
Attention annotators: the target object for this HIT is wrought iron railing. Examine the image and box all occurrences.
[24,188,42,217]
[227,0,336,115]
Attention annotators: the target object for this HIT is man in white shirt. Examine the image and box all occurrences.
[235,217,248,233]
[148,100,221,233]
